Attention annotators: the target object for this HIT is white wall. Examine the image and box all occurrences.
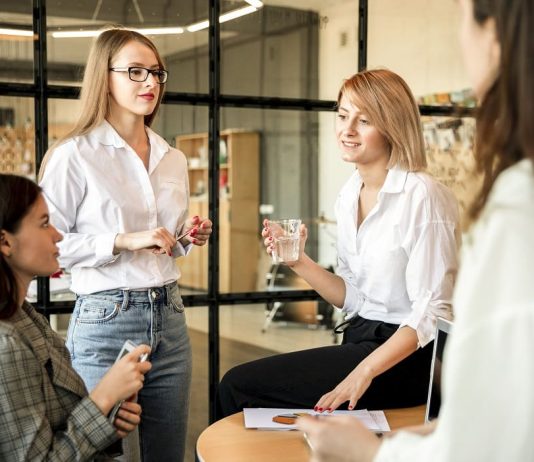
[367,0,470,97]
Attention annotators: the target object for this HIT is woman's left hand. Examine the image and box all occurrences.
[112,399,142,438]
[314,364,374,412]
[179,216,212,246]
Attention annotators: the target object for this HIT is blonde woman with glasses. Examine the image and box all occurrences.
[217,69,460,419]
[40,28,212,462]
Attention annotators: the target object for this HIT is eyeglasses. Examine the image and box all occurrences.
[109,66,168,84]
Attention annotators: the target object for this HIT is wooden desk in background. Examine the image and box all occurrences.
[196,406,426,462]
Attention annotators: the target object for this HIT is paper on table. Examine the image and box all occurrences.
[369,410,391,432]
[243,408,381,431]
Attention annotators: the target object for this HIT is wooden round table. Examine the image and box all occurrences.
[196,406,426,462]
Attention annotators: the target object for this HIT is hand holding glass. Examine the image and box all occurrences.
[269,219,301,263]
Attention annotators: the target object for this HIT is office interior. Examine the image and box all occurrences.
[0,0,478,459]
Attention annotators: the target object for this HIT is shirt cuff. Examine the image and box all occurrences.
[71,396,118,451]
[96,233,120,266]
[172,240,193,258]
[399,290,452,347]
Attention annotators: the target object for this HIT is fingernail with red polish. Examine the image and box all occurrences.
[348,405,353,410]
[314,406,318,412]
[318,408,323,412]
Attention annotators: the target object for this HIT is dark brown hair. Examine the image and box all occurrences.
[469,0,534,220]
[0,174,41,319]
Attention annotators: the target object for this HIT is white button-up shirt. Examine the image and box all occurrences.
[375,159,534,462]
[40,120,190,295]
[335,167,459,346]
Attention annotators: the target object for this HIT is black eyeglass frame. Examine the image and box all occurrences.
[109,66,168,84]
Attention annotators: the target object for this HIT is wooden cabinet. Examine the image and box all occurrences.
[175,130,260,292]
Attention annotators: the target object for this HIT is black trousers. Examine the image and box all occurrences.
[215,316,433,420]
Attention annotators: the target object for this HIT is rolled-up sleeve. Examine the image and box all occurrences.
[402,221,458,346]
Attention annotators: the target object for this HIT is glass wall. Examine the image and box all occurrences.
[0,1,33,84]
[46,0,209,91]
[0,0,477,444]
[0,96,34,176]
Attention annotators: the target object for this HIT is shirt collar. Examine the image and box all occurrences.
[90,120,170,168]
[353,166,408,195]
[90,119,126,148]
[380,167,408,194]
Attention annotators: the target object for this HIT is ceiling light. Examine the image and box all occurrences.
[244,0,263,7]
[187,4,261,32]
[220,6,257,23]
[51,26,184,39]
[186,20,209,33]
[133,27,184,35]
[0,27,34,37]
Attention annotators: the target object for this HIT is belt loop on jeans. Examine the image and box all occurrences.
[121,289,129,310]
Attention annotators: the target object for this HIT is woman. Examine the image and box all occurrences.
[216,69,460,418]
[39,28,212,461]
[298,0,534,461]
[0,174,151,461]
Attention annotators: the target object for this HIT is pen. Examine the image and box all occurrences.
[175,228,193,242]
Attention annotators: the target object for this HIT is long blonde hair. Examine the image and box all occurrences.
[39,27,166,180]
[338,69,426,171]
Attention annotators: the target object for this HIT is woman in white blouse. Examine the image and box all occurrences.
[298,0,534,461]
[216,69,460,419]
[39,28,211,462]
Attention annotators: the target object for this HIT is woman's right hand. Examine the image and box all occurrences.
[261,218,308,266]
[114,228,176,256]
[89,344,152,416]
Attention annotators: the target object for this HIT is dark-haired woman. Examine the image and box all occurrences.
[298,1,534,461]
[0,174,151,461]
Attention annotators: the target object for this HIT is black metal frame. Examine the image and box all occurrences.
[0,0,474,423]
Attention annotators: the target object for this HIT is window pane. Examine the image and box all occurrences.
[221,0,358,99]
[46,0,208,92]
[218,106,319,293]
[368,0,470,102]
[0,96,35,177]
[0,0,33,84]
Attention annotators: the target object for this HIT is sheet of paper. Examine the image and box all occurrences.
[243,408,380,431]
[369,410,391,432]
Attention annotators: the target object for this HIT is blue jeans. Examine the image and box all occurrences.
[66,282,192,462]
